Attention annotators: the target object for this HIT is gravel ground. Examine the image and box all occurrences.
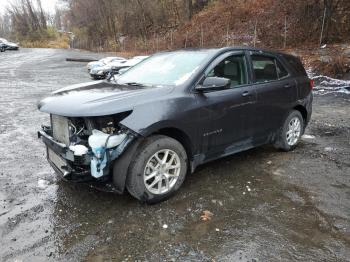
[0,48,349,262]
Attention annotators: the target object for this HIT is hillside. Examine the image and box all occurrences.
[1,0,350,77]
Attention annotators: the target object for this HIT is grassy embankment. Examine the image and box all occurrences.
[19,27,70,49]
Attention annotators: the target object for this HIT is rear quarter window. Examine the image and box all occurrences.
[251,55,289,83]
[283,55,307,76]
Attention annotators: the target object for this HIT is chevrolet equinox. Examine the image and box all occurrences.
[38,47,313,203]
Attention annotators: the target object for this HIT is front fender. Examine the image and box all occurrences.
[119,95,198,137]
[112,138,144,193]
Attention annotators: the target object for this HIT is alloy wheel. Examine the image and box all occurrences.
[286,116,301,146]
[143,149,181,195]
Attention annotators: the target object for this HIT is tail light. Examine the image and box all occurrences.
[310,79,315,89]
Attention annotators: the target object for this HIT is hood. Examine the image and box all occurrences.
[90,64,108,73]
[38,81,174,117]
[6,42,18,47]
[88,61,104,68]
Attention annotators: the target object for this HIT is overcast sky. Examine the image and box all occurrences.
[0,0,63,15]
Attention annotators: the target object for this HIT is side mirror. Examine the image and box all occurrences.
[196,77,231,92]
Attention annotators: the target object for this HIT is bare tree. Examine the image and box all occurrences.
[184,0,193,21]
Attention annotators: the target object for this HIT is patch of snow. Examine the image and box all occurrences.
[308,71,350,95]
[37,179,50,189]
[302,134,316,139]
[324,147,336,152]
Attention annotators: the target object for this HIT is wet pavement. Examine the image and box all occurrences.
[0,48,349,262]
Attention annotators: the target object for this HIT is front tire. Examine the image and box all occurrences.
[91,75,100,80]
[126,135,188,203]
[274,110,304,151]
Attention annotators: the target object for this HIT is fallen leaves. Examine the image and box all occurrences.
[200,210,214,221]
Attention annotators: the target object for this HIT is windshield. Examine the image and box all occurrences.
[116,51,212,87]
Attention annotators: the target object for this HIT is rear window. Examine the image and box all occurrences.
[251,55,289,83]
[283,55,307,76]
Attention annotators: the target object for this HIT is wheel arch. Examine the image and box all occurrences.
[112,126,194,194]
[293,104,307,124]
[153,127,194,162]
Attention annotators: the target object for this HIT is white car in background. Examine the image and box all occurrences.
[0,38,19,50]
[90,55,149,80]
[87,56,126,72]
[111,56,149,72]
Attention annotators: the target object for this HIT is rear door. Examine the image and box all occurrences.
[248,52,297,140]
[282,54,311,99]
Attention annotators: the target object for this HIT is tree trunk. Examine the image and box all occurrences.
[184,0,193,21]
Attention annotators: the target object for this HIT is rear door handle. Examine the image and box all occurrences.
[284,84,291,88]
[242,91,251,97]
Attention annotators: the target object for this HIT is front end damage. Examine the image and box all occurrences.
[38,113,137,185]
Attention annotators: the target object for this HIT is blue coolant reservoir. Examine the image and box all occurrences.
[88,129,127,178]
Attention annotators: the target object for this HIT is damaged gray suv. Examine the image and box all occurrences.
[38,47,313,203]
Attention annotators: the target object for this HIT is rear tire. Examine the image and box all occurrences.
[126,135,188,204]
[274,110,304,151]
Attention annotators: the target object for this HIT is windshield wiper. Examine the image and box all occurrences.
[124,82,148,87]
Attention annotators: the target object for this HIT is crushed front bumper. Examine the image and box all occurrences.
[38,128,93,182]
[38,125,136,189]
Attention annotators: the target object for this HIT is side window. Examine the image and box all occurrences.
[276,59,288,78]
[252,55,289,83]
[208,55,247,88]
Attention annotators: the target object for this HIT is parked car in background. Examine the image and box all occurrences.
[90,56,148,80]
[0,43,6,52]
[110,56,149,75]
[0,38,19,50]
[87,56,126,73]
[89,59,127,79]
[38,47,312,203]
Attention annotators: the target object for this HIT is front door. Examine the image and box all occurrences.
[195,52,257,160]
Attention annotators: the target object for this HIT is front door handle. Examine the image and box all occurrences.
[242,91,251,97]
[284,84,291,88]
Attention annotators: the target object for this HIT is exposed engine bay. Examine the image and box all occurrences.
[38,112,136,181]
